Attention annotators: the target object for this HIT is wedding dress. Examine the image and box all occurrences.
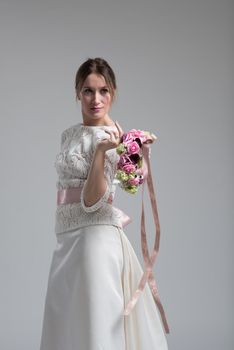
[39,122,169,350]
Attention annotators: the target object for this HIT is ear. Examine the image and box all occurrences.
[76,89,81,101]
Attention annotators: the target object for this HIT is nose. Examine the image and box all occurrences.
[93,91,101,105]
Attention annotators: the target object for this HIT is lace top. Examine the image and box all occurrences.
[54,122,124,234]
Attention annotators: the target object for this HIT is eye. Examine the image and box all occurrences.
[101,88,109,94]
[83,88,92,95]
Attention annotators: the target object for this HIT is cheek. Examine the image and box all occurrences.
[81,97,90,108]
[103,96,112,107]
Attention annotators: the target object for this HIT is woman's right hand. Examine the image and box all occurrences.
[96,121,124,153]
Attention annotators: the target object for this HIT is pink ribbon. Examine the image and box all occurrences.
[57,188,132,228]
[57,187,82,205]
[123,140,170,334]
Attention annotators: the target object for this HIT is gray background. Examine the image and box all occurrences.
[0,0,233,349]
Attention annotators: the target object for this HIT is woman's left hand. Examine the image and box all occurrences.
[96,121,124,152]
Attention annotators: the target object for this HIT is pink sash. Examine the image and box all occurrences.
[57,188,132,228]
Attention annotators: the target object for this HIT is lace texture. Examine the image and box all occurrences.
[80,179,111,213]
[55,202,123,235]
[54,123,122,234]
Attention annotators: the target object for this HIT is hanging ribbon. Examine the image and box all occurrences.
[123,141,170,334]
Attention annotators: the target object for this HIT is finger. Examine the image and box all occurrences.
[104,130,115,143]
[104,130,118,136]
[104,130,120,146]
[104,130,114,140]
[115,121,124,136]
[105,130,114,137]
[114,121,123,135]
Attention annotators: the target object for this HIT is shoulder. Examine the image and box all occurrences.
[61,122,79,136]
[60,123,80,145]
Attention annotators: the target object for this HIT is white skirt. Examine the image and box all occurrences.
[40,224,169,350]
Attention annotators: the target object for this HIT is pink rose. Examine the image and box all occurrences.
[129,129,146,142]
[122,130,147,147]
[129,129,145,138]
[128,177,140,185]
[118,155,132,167]
[122,133,135,144]
[127,141,140,154]
[122,163,136,173]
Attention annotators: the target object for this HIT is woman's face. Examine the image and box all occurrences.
[78,73,114,125]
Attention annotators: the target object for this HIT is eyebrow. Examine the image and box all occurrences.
[82,85,109,89]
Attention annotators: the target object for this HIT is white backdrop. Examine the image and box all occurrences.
[0,0,233,349]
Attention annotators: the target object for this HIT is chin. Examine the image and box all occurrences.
[91,111,106,117]
[90,113,107,119]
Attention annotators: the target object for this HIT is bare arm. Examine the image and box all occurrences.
[81,121,124,210]
[82,146,107,207]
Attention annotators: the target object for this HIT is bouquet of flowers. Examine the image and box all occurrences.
[115,129,157,194]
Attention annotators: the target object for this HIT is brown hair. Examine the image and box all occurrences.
[75,57,117,103]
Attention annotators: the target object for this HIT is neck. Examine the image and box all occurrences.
[82,117,115,127]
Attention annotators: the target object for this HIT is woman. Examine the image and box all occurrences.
[40,57,169,349]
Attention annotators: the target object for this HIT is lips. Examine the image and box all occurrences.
[91,107,102,112]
